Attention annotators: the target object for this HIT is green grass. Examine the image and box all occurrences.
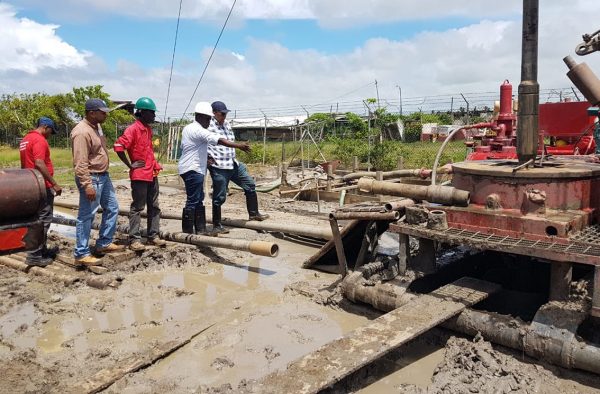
[0,146,177,186]
[2,138,468,183]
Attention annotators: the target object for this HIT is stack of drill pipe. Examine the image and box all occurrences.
[331,199,415,220]
[357,177,470,207]
[330,199,414,221]
[0,255,79,285]
[51,216,279,257]
[53,201,333,241]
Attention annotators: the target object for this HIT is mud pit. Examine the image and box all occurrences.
[1,173,600,393]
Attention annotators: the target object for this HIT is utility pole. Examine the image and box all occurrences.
[396,85,403,116]
[260,109,267,165]
[375,79,381,109]
[460,93,470,125]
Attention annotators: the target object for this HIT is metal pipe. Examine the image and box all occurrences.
[342,169,430,182]
[53,201,333,240]
[384,199,416,212]
[0,169,46,221]
[342,276,600,376]
[564,56,600,106]
[0,256,79,285]
[51,216,279,257]
[358,177,470,207]
[329,211,400,221]
[516,0,539,164]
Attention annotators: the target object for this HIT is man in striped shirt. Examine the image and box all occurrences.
[207,101,269,235]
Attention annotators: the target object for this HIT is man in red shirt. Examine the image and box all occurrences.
[114,97,166,251]
[19,117,63,266]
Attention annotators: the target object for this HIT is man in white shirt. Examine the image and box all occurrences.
[178,102,250,234]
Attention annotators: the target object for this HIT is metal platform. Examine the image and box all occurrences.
[389,222,600,266]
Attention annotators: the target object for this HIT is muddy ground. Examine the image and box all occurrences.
[1,167,600,393]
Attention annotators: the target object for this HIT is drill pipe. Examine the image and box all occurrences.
[358,177,470,207]
[341,272,600,376]
[342,169,431,182]
[51,216,279,257]
[53,200,333,240]
[329,211,400,221]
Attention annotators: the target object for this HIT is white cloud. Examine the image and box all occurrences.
[2,1,600,119]
[0,3,89,74]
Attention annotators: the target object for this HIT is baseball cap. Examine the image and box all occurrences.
[211,101,230,114]
[194,102,213,116]
[85,98,110,113]
[37,117,57,134]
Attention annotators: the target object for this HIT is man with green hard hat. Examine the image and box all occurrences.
[114,97,166,251]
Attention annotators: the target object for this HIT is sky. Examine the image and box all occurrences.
[2,0,600,120]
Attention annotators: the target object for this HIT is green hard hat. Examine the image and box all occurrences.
[135,97,157,111]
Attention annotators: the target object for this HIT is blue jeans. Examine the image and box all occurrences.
[74,173,119,258]
[181,171,205,210]
[209,162,256,208]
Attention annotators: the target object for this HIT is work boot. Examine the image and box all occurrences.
[247,193,269,221]
[210,205,229,236]
[76,255,102,266]
[194,206,208,235]
[95,243,125,254]
[25,257,52,267]
[129,240,146,252]
[182,208,195,234]
[146,237,167,247]
[42,245,59,259]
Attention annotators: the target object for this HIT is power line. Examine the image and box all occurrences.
[182,0,237,117]
[162,0,184,121]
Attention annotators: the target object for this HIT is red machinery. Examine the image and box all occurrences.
[0,169,46,255]
[466,81,597,160]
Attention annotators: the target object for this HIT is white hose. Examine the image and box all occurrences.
[431,127,465,186]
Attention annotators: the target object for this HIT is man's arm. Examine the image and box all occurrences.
[114,128,145,169]
[72,134,96,201]
[34,159,62,196]
[218,138,251,153]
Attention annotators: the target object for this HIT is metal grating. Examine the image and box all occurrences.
[391,223,600,265]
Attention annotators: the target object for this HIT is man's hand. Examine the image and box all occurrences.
[237,142,251,153]
[52,184,63,197]
[85,186,96,201]
[131,160,145,169]
[207,156,216,166]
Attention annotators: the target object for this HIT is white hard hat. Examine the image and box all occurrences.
[194,101,213,116]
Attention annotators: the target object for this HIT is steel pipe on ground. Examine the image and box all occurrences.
[358,177,470,207]
[330,211,400,221]
[51,216,279,257]
[0,256,79,285]
[341,274,600,376]
[342,169,431,182]
[53,201,333,241]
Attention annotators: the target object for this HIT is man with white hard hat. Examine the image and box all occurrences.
[178,102,250,234]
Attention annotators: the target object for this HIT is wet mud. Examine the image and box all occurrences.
[1,175,599,393]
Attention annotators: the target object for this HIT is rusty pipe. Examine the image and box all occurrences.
[329,211,400,221]
[384,199,416,212]
[342,169,431,182]
[516,0,540,164]
[51,216,279,257]
[53,200,333,240]
[358,177,470,207]
[0,169,46,221]
[342,275,600,376]
[0,256,79,285]
[564,56,600,106]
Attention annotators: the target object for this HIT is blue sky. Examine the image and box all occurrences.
[2,1,599,118]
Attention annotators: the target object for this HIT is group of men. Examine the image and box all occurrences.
[19,97,268,267]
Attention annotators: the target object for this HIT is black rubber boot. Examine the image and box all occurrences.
[194,206,208,235]
[182,208,195,234]
[210,205,229,236]
[247,192,269,221]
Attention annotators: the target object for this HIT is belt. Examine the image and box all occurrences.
[91,171,108,175]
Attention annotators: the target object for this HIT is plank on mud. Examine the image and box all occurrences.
[256,277,500,394]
